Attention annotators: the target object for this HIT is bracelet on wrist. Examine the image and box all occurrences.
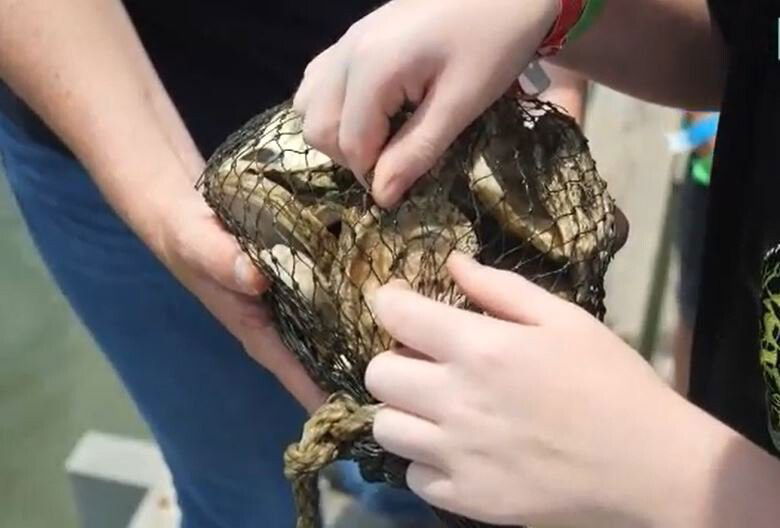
[537,0,605,57]
[537,0,586,57]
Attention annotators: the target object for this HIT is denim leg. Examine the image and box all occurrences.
[0,115,305,528]
[328,461,438,525]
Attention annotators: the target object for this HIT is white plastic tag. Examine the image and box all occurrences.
[518,60,551,96]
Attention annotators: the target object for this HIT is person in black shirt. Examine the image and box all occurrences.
[295,0,780,526]
[672,111,716,395]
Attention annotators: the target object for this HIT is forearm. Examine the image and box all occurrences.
[0,0,202,255]
[645,393,780,528]
[553,0,726,110]
[538,62,589,124]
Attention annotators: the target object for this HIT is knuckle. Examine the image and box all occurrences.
[385,50,418,85]
[292,90,307,115]
[356,46,407,89]
[409,133,443,165]
[337,132,363,161]
[388,135,442,188]
[350,38,379,63]
[302,58,320,80]
[440,403,473,432]
[303,44,335,78]
[463,334,513,371]
[339,132,375,172]
[342,17,373,48]
[303,120,339,154]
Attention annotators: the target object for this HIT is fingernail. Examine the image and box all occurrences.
[386,279,411,290]
[367,281,410,312]
[234,254,261,295]
[366,286,381,312]
[354,172,370,191]
[448,251,477,267]
[372,180,399,208]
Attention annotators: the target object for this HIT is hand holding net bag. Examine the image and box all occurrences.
[197,92,626,528]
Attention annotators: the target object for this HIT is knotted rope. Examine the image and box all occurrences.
[284,392,379,528]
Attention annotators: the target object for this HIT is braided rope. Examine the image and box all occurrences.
[284,392,379,528]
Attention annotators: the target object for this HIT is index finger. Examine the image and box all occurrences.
[338,58,404,184]
[371,283,518,361]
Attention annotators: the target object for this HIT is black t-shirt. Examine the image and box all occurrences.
[0,1,376,155]
[689,0,780,455]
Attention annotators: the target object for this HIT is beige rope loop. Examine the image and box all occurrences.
[284,392,379,528]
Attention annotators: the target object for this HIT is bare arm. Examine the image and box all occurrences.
[0,0,201,248]
[0,0,323,410]
[539,62,589,124]
[554,0,726,110]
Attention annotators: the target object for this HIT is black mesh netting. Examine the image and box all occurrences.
[197,93,626,528]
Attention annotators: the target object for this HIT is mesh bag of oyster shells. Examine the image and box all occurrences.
[197,92,625,528]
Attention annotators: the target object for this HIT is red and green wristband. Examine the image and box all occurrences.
[537,0,606,57]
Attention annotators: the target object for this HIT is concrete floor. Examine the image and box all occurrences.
[0,85,685,528]
[0,172,149,528]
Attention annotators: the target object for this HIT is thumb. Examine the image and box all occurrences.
[240,306,327,413]
[447,252,575,326]
[174,207,268,296]
[249,344,327,414]
[194,277,325,413]
[372,73,489,208]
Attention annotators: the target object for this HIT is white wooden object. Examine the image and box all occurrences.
[65,431,180,528]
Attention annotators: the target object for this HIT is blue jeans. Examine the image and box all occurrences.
[328,461,439,524]
[0,114,432,527]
